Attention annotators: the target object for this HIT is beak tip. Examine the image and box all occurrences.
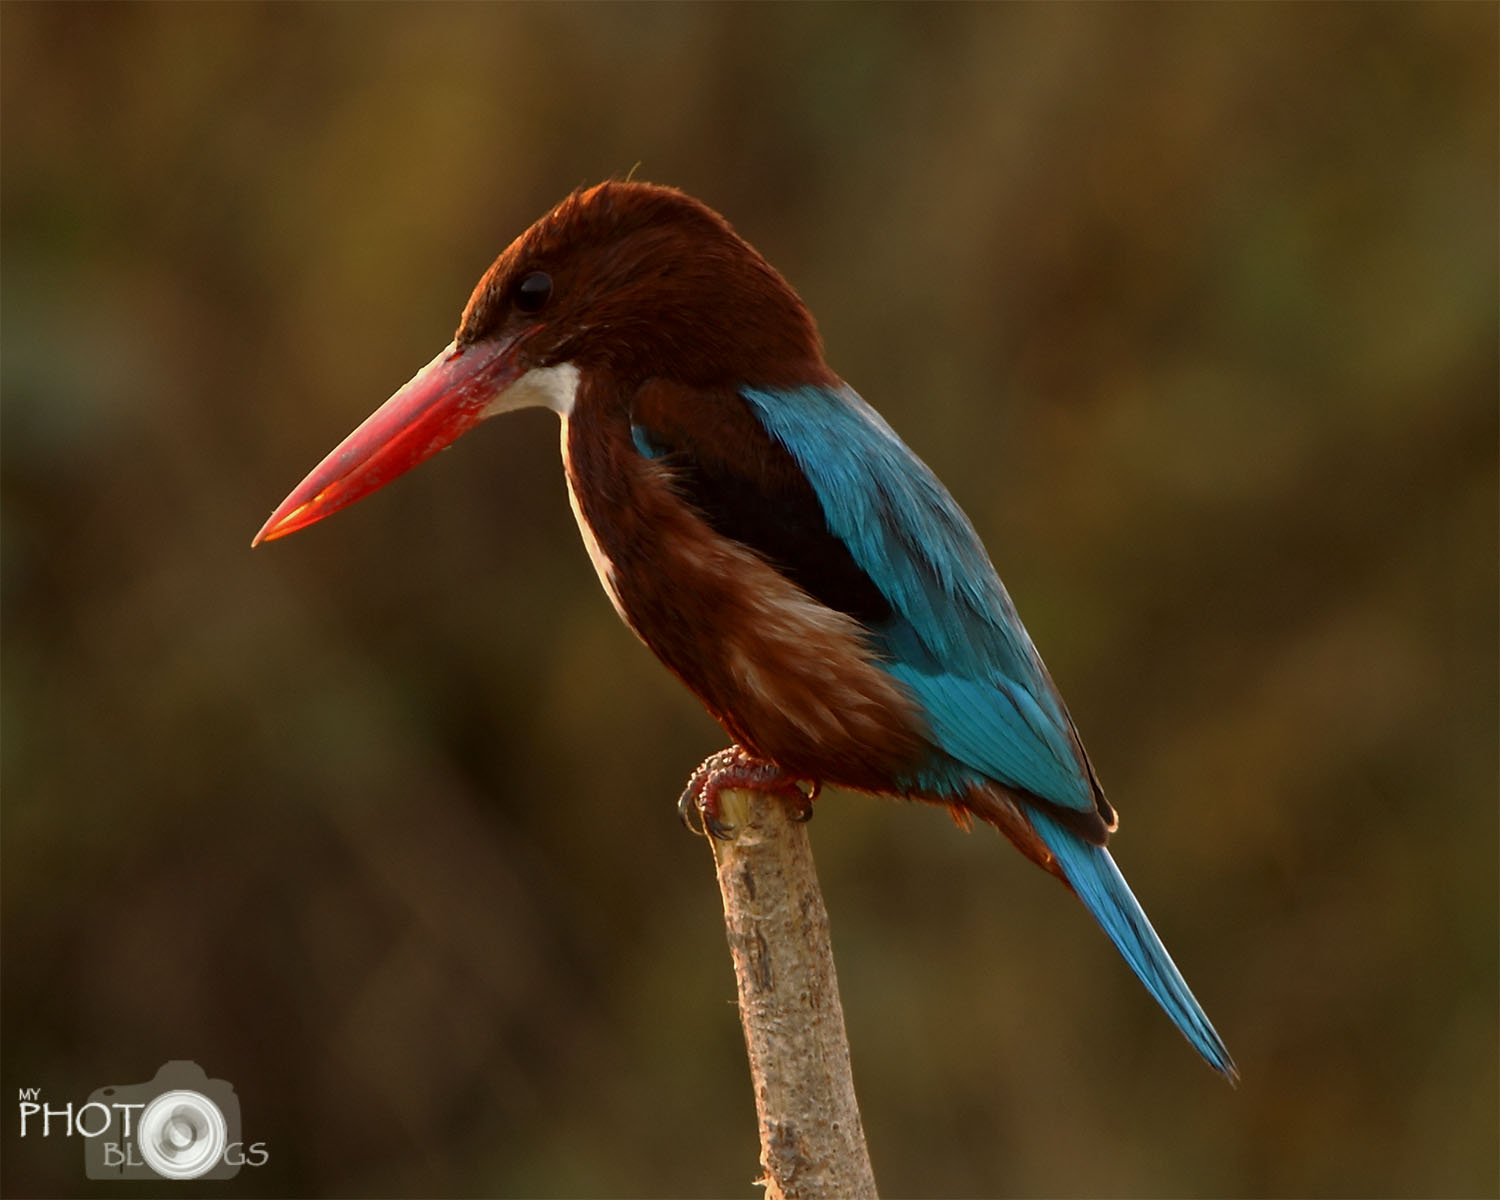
[252,496,322,548]
[251,512,290,548]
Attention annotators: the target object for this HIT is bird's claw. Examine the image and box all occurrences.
[677,746,820,840]
[790,779,821,821]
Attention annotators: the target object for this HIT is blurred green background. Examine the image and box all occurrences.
[3,4,1495,1197]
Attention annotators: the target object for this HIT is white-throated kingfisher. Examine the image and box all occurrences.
[255,181,1236,1080]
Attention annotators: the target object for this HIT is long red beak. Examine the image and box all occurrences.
[253,336,524,546]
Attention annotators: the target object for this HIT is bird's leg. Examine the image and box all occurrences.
[678,745,821,839]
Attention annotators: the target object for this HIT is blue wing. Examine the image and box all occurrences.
[739,383,1094,813]
[740,382,1236,1081]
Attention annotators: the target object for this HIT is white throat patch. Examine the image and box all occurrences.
[482,362,580,418]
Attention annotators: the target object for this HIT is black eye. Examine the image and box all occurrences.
[514,271,552,314]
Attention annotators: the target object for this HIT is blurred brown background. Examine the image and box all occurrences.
[3,4,1495,1197]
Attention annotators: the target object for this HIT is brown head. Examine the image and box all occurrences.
[253,181,825,544]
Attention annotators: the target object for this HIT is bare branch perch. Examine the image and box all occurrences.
[705,788,878,1200]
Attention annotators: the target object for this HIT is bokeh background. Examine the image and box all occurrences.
[3,4,1495,1197]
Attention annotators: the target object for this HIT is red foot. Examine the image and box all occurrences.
[677,746,821,839]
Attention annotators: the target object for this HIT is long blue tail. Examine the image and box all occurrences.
[1030,809,1238,1081]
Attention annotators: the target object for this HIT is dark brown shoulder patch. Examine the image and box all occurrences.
[628,380,893,628]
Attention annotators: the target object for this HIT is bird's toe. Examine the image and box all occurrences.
[677,745,818,838]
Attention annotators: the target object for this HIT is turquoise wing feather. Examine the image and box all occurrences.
[740,383,1091,811]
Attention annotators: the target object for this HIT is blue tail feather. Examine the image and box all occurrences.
[1029,809,1238,1081]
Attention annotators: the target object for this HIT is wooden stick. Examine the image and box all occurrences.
[706,788,879,1200]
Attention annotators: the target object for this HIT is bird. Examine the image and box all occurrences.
[254,180,1236,1080]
